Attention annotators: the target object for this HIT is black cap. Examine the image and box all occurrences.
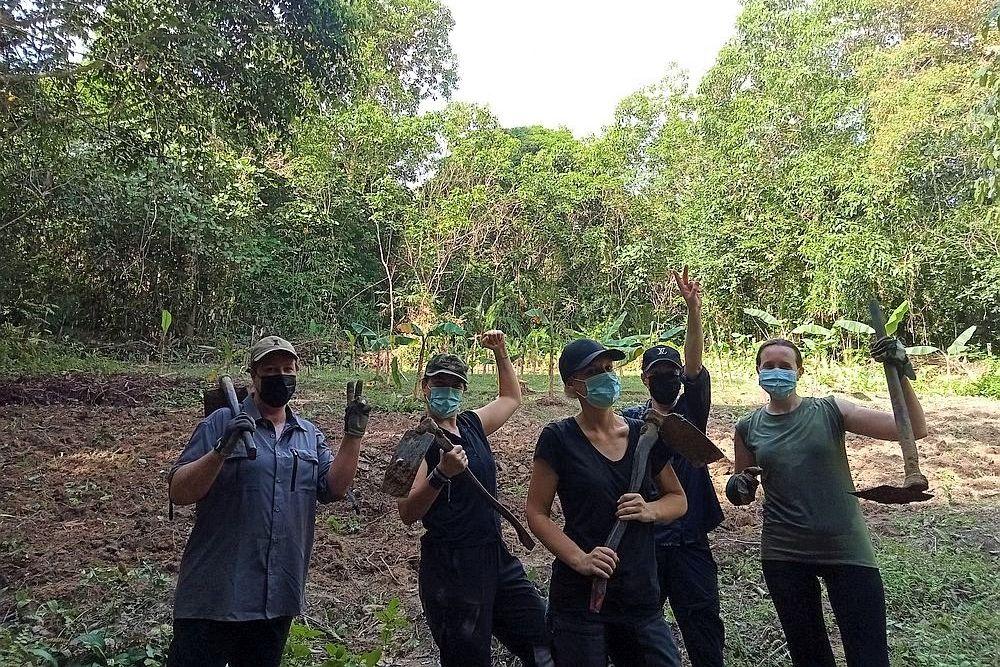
[641,345,683,374]
[424,353,469,384]
[558,339,626,382]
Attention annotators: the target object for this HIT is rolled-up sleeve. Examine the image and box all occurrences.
[315,428,336,504]
[168,411,225,483]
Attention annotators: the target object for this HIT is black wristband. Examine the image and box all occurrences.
[427,466,448,490]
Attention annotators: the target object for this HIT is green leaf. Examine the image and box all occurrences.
[905,346,939,356]
[28,648,58,667]
[392,335,418,346]
[429,321,465,337]
[946,326,977,356]
[391,357,405,391]
[659,326,685,341]
[349,322,377,338]
[399,322,424,337]
[884,302,909,336]
[834,319,875,336]
[524,308,549,325]
[160,309,172,335]
[743,308,782,327]
[791,323,834,337]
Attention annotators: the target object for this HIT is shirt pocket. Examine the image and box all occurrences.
[290,448,319,493]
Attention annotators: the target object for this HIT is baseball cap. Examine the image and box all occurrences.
[641,345,683,374]
[424,353,470,384]
[558,339,626,382]
[249,336,299,365]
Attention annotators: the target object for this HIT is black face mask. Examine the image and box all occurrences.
[259,374,296,408]
[649,374,682,407]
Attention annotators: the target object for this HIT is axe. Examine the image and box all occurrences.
[851,300,932,504]
[382,418,535,551]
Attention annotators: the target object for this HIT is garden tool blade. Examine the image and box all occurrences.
[851,485,933,504]
[658,413,724,466]
[381,429,436,497]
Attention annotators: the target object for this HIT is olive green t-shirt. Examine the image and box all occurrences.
[735,396,877,568]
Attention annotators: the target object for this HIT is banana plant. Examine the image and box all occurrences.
[743,308,784,336]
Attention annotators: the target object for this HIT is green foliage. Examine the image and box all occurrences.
[947,326,978,358]
[281,597,410,667]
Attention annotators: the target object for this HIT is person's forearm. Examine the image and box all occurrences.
[527,512,587,569]
[169,451,224,505]
[900,377,928,439]
[325,435,362,500]
[648,491,687,523]
[397,475,442,525]
[684,305,704,377]
[495,348,521,402]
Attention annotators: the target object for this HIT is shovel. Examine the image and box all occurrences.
[851,300,932,504]
[589,410,665,613]
[382,417,535,550]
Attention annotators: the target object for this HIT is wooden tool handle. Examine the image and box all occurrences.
[868,301,925,489]
[423,420,535,550]
[220,375,257,461]
[589,420,662,613]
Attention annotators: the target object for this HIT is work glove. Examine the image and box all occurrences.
[725,466,762,506]
[871,336,916,381]
[344,380,371,437]
[215,412,256,457]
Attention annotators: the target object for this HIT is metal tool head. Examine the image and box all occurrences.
[203,383,249,417]
[851,485,934,504]
[655,412,725,466]
[381,428,437,497]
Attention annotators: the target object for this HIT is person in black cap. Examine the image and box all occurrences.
[395,330,551,667]
[526,337,687,667]
[620,267,726,667]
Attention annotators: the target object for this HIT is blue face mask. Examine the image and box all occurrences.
[759,368,798,399]
[580,371,621,409]
[428,386,463,418]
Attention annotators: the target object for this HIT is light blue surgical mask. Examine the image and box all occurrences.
[580,371,621,409]
[428,386,463,418]
[759,368,798,399]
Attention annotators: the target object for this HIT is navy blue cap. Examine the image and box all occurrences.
[641,345,683,373]
[559,339,626,382]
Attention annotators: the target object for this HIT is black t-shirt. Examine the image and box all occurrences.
[533,416,670,619]
[422,411,501,546]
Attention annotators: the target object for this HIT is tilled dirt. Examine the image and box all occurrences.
[0,375,997,664]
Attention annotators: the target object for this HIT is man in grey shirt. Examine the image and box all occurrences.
[166,335,369,667]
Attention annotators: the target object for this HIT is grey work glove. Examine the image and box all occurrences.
[871,336,916,381]
[725,466,762,506]
[344,380,371,438]
[215,413,255,457]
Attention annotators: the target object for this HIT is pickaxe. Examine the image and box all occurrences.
[382,417,535,550]
[851,300,933,504]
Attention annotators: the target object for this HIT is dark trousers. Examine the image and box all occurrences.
[419,540,552,667]
[548,611,681,667]
[166,616,293,667]
[656,541,725,667]
[762,560,889,667]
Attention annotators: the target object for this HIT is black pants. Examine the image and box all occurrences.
[548,611,680,667]
[656,540,725,667]
[419,540,552,667]
[166,616,293,667]
[762,560,889,667]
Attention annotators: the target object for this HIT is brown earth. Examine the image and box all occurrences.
[0,375,997,664]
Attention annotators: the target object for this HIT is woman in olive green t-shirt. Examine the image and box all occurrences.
[727,338,927,667]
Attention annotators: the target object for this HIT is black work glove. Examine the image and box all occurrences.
[215,413,255,457]
[344,380,371,438]
[871,336,916,381]
[725,466,761,506]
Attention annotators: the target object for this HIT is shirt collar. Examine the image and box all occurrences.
[241,395,304,431]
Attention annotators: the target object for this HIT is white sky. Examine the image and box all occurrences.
[434,1,743,136]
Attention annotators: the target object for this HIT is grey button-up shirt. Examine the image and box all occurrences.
[170,396,335,621]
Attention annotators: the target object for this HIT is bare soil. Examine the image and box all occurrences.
[0,375,997,664]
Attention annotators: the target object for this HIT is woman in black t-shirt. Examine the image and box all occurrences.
[526,338,687,667]
[396,332,552,667]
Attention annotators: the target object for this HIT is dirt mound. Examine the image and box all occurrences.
[0,373,201,406]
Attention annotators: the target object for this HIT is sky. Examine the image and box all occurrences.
[434,1,744,137]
